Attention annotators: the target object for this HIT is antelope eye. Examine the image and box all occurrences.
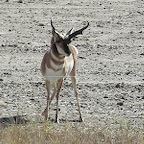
[56,40,60,43]
[56,39,62,43]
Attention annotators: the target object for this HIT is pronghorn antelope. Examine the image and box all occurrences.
[41,20,89,123]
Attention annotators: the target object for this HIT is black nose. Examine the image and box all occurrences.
[64,44,71,56]
[66,49,71,56]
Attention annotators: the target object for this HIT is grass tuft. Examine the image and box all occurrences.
[0,122,143,144]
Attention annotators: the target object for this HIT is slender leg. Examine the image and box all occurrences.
[55,79,63,123]
[71,76,83,122]
[49,83,57,105]
[42,81,50,120]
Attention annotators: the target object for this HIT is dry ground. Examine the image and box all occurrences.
[0,0,144,130]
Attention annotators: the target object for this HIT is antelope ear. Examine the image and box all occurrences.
[52,30,60,38]
[66,28,74,36]
[53,31,62,42]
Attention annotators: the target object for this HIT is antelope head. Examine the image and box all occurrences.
[51,20,89,56]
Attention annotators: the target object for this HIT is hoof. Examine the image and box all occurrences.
[41,109,48,121]
[42,110,46,116]
[42,108,47,116]
[55,119,60,123]
[79,117,83,122]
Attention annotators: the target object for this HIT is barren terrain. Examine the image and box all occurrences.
[0,0,144,129]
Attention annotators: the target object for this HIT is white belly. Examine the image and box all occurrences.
[44,57,74,84]
[44,65,65,84]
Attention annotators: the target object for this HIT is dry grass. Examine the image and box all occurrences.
[0,122,143,144]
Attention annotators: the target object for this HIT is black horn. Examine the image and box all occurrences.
[51,19,56,35]
[68,21,89,40]
[51,19,55,30]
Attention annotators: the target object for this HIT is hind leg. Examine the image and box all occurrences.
[42,80,50,120]
[70,74,83,122]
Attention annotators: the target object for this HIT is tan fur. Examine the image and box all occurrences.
[41,25,84,123]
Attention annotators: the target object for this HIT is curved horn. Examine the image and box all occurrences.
[51,19,56,35]
[66,28,74,36]
[68,21,89,40]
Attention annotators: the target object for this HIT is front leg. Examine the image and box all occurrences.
[55,79,63,123]
[42,80,50,121]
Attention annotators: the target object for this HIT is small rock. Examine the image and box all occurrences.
[103,96,108,98]
[0,78,3,81]
[8,44,18,47]
[97,44,103,48]
[79,56,86,59]
[0,100,7,108]
[140,52,144,56]
[115,83,124,88]
[125,71,131,75]
[18,0,23,3]
[139,31,143,33]
[130,31,134,34]
[38,23,45,26]
[3,72,11,75]
[121,96,125,100]
[117,102,124,106]
[97,24,103,28]
[30,98,35,101]
[1,44,6,47]
[35,82,43,87]
[115,83,121,88]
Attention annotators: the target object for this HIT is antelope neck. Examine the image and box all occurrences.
[53,44,65,58]
[50,44,65,65]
